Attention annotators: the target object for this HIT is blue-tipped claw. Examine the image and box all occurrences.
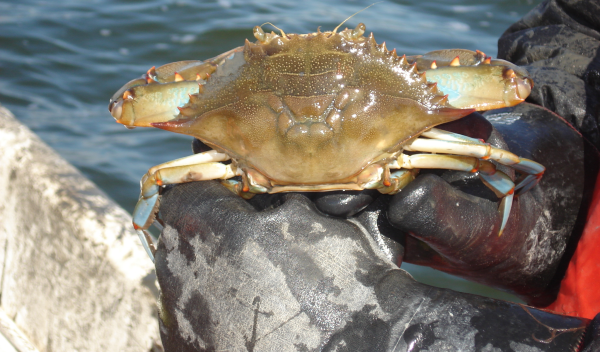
[133,193,160,230]
[133,193,159,262]
[136,229,156,263]
[498,193,514,236]
[515,174,542,195]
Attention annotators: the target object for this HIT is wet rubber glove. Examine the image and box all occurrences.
[310,106,593,306]
[154,178,589,351]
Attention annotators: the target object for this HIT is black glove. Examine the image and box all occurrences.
[155,180,588,351]
[387,105,593,305]
[498,0,600,149]
[307,106,590,306]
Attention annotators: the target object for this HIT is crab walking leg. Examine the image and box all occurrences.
[133,150,237,261]
[416,129,547,187]
[398,154,516,235]
[372,169,418,194]
[477,160,515,235]
[422,127,488,145]
[404,137,545,192]
[145,149,230,175]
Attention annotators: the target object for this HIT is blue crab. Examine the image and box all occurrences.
[109,23,544,262]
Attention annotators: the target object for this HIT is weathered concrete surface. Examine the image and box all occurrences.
[0,308,39,352]
[0,105,161,351]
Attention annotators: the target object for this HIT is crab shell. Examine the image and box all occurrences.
[109,23,533,192]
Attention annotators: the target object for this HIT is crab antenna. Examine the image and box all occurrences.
[332,1,382,34]
[260,22,286,37]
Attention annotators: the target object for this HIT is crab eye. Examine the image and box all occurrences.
[351,23,366,39]
[253,26,267,42]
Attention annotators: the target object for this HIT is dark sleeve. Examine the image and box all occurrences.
[497,0,600,148]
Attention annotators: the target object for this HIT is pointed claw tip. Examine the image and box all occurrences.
[110,100,123,119]
[450,56,460,66]
[122,90,134,100]
[431,60,437,69]
[145,66,157,83]
[516,76,533,100]
[504,68,517,79]
[174,72,184,82]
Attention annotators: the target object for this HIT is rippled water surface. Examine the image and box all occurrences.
[0,0,541,302]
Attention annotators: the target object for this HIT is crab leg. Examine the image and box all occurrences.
[402,131,546,234]
[396,153,515,235]
[421,127,486,144]
[133,150,239,261]
[405,132,545,192]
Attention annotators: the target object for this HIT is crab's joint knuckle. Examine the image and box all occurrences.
[382,165,392,187]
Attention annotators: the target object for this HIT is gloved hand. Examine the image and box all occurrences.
[154,175,589,351]
[308,106,589,306]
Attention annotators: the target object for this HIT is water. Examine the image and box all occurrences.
[0,0,541,302]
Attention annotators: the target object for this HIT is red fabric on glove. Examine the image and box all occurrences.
[547,170,600,319]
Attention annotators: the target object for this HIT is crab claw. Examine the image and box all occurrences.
[427,63,533,111]
[404,50,534,111]
[109,80,201,127]
[108,60,224,128]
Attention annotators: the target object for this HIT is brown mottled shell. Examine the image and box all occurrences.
[153,25,472,185]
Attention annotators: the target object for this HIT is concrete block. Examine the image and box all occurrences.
[0,105,160,351]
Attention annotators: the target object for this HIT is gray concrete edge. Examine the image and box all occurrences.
[0,105,161,351]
